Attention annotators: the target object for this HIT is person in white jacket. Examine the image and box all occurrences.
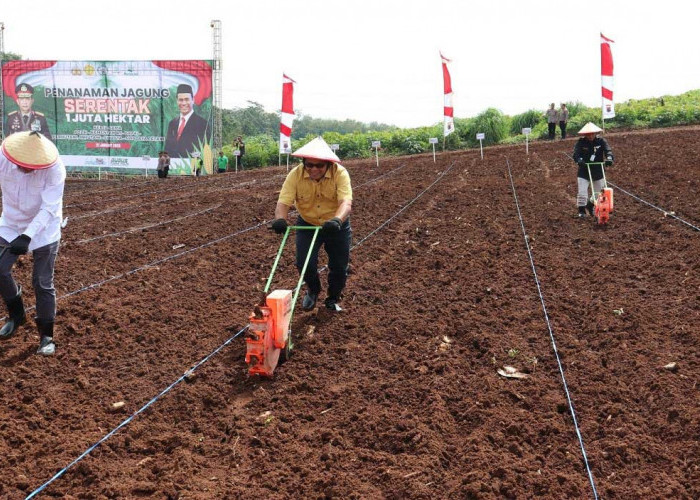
[0,131,66,355]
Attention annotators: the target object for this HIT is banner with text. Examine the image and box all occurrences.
[1,60,214,175]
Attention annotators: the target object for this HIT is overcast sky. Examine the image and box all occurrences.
[2,0,698,128]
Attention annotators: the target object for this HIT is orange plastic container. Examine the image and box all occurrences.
[245,307,280,377]
[595,189,612,224]
[266,289,292,349]
[602,187,614,212]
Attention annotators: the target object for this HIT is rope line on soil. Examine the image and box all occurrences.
[26,161,444,496]
[25,326,250,500]
[561,152,699,232]
[9,162,415,320]
[75,204,223,244]
[65,168,279,208]
[506,158,600,500]
[352,161,456,249]
[70,177,278,220]
[606,182,700,232]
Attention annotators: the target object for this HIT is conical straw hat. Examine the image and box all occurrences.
[291,136,340,163]
[578,122,603,135]
[1,131,58,169]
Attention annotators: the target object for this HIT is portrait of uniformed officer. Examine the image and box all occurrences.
[4,83,53,141]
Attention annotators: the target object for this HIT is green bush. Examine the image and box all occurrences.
[510,109,543,135]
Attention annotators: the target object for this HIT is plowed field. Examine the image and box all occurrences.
[1,127,698,499]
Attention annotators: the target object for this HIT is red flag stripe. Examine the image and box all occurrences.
[280,124,292,137]
[444,107,454,117]
[602,88,613,100]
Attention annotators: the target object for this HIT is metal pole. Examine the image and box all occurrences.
[479,139,483,160]
[432,143,436,163]
[375,147,379,167]
[526,136,529,155]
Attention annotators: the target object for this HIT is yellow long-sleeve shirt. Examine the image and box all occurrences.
[277,163,352,226]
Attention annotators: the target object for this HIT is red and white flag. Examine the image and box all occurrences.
[600,33,615,120]
[440,52,454,137]
[279,73,296,154]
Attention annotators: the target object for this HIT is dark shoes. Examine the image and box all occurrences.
[324,296,342,312]
[586,201,595,216]
[577,207,587,218]
[302,291,318,311]
[0,288,26,340]
[37,335,55,356]
[36,318,55,356]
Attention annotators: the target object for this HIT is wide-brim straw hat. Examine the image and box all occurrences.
[578,122,603,135]
[291,136,340,163]
[1,131,58,169]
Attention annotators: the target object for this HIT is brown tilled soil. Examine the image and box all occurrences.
[0,128,698,499]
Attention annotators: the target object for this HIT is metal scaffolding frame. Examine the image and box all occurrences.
[211,20,222,151]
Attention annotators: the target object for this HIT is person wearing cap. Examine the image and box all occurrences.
[573,122,614,217]
[545,103,558,140]
[0,131,66,355]
[4,83,53,141]
[559,103,569,139]
[233,136,245,169]
[271,137,353,312]
[163,84,209,158]
[156,151,170,178]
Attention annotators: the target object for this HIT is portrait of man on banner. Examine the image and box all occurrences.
[164,83,209,158]
[4,83,53,142]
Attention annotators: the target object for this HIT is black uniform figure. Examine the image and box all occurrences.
[4,83,53,141]
[163,84,210,158]
[573,123,614,217]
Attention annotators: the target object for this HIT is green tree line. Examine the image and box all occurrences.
[225,89,700,168]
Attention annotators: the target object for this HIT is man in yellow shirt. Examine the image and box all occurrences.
[271,137,353,312]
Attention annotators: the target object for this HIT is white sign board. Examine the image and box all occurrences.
[429,138,438,144]
[141,155,151,162]
[191,151,201,158]
[476,133,485,140]
[233,150,241,157]
[371,141,381,148]
[522,128,532,135]
[331,143,340,152]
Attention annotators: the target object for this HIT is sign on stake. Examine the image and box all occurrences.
[429,137,438,163]
[233,149,241,173]
[522,127,532,155]
[476,133,485,160]
[371,140,381,167]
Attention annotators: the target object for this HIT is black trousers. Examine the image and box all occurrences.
[295,216,351,299]
[548,122,556,140]
[559,121,567,139]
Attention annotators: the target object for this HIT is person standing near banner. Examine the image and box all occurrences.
[270,137,353,312]
[217,151,228,173]
[545,103,558,140]
[157,151,170,178]
[572,122,614,218]
[559,103,569,139]
[164,84,209,158]
[233,136,245,169]
[0,131,66,355]
[4,84,53,141]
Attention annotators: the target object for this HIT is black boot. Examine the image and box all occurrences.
[0,287,26,340]
[586,201,595,216]
[577,206,587,218]
[302,291,318,311]
[324,296,342,312]
[36,318,55,356]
